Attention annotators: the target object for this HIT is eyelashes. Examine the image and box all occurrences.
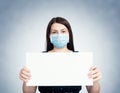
[51,30,67,34]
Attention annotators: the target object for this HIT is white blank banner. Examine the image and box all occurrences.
[26,52,93,86]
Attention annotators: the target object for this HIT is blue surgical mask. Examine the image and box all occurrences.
[50,34,69,48]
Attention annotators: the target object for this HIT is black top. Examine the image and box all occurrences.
[38,51,82,93]
[38,86,82,93]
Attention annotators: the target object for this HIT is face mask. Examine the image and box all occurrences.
[50,34,69,48]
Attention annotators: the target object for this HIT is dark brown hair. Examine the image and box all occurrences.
[46,17,75,52]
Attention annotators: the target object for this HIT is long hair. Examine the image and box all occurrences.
[46,17,75,52]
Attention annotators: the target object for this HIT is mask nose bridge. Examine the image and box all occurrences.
[56,34,60,41]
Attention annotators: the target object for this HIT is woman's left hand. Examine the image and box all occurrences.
[88,65,102,83]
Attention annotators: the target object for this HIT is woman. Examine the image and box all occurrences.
[19,17,102,93]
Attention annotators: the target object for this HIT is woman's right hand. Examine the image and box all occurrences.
[19,67,31,83]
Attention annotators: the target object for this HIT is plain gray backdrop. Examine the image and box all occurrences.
[0,0,120,93]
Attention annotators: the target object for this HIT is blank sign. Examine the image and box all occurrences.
[26,52,93,86]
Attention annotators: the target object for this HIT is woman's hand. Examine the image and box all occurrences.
[88,65,102,83]
[86,66,102,93]
[19,67,31,83]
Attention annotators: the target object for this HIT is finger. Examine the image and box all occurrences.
[20,73,31,80]
[20,67,31,76]
[89,65,97,72]
[19,67,31,80]
[92,72,100,79]
[88,66,97,78]
[19,73,31,83]
[20,77,29,83]
[93,72,102,82]
[21,70,31,77]
[23,67,30,73]
[92,69,99,75]
[93,75,102,82]
[92,66,100,75]
[88,71,93,78]
[92,65,97,70]
[89,68,100,79]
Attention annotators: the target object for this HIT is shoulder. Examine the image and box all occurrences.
[42,51,47,53]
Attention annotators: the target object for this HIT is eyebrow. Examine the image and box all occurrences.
[51,29,57,32]
[61,28,67,30]
[51,28,67,31]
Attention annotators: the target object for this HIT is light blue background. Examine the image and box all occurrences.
[0,0,120,93]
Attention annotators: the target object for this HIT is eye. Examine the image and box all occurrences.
[61,30,66,33]
[51,31,57,34]
[51,30,57,34]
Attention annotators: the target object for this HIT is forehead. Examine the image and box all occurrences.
[51,23,67,30]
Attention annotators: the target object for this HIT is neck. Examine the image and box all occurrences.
[50,46,72,52]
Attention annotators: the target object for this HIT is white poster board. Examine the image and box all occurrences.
[26,52,93,86]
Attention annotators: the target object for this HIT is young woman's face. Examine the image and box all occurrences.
[49,23,69,49]
[50,23,69,35]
